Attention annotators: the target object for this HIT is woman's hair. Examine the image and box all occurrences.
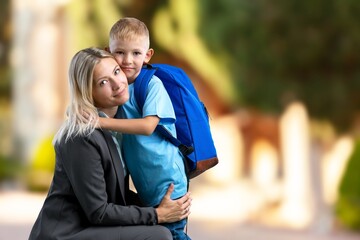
[53,47,114,144]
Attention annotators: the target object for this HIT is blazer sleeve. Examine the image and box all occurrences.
[57,131,158,226]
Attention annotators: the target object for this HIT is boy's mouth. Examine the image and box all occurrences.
[121,66,133,71]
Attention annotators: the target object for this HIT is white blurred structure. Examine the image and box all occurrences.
[190,102,353,233]
[206,115,244,184]
[11,0,68,162]
[321,136,353,205]
[279,102,314,228]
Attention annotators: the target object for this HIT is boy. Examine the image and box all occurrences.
[99,17,191,240]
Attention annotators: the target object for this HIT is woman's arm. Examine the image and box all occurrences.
[155,184,192,223]
[99,116,159,135]
[60,132,158,226]
[61,131,191,226]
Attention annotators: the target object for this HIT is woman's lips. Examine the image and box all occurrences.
[113,86,127,97]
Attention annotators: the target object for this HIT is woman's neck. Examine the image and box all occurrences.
[98,106,118,118]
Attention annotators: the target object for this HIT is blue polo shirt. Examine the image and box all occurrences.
[121,76,188,207]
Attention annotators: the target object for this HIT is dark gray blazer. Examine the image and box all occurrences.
[28,129,159,240]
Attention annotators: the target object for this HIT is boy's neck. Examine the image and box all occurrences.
[128,78,136,84]
[127,71,140,84]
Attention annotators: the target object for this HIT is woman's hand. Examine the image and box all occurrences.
[155,183,192,224]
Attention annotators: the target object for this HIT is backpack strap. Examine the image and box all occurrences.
[134,64,194,157]
[155,125,194,156]
[134,64,157,109]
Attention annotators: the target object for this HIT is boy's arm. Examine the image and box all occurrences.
[99,116,159,136]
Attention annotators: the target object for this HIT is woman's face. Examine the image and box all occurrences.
[92,57,129,110]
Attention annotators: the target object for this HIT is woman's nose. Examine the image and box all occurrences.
[111,79,120,90]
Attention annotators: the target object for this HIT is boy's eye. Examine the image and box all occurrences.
[115,51,124,55]
[134,51,141,56]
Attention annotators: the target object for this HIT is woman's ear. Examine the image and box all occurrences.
[144,48,154,63]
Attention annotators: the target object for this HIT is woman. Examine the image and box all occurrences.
[28,47,192,240]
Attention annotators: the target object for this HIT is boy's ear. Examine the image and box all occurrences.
[144,48,154,63]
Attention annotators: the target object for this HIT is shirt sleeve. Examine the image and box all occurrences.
[142,76,176,125]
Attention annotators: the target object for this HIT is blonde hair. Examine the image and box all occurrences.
[54,47,114,144]
[109,17,150,48]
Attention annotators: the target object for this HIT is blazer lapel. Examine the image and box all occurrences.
[101,129,126,203]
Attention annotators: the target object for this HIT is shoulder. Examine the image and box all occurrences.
[148,75,163,88]
[150,75,161,83]
[54,129,106,151]
[146,76,167,96]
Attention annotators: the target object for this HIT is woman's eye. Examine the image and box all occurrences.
[100,80,108,86]
[114,68,121,75]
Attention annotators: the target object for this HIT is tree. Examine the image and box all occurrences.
[198,0,360,132]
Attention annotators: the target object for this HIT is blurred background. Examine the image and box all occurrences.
[1,0,360,239]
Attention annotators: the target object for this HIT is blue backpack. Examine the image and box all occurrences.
[134,63,218,179]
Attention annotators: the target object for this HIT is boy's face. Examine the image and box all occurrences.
[92,57,129,111]
[109,36,153,84]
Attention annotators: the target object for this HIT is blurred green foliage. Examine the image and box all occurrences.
[3,0,359,134]
[0,154,22,181]
[198,0,360,132]
[336,138,360,231]
[66,0,124,51]
[0,0,11,100]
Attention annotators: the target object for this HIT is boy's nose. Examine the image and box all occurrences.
[123,54,132,63]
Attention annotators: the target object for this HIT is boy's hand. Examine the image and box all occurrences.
[82,110,90,120]
[81,110,100,128]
